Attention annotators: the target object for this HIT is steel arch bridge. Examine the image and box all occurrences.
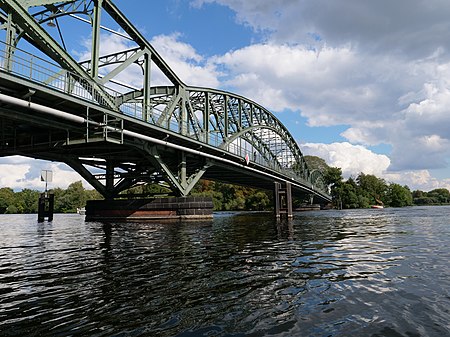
[0,0,331,203]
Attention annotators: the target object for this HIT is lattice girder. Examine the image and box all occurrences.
[0,0,330,200]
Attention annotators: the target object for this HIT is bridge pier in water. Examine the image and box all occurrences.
[274,182,293,219]
[85,196,213,222]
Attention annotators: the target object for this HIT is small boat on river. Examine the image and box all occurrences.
[371,198,384,209]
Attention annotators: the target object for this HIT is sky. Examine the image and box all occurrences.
[2,0,450,192]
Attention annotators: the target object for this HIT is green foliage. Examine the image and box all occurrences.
[356,173,387,204]
[387,184,413,207]
[52,181,103,213]
[123,183,172,196]
[14,189,40,214]
[304,155,329,172]
[191,180,271,211]
[324,167,343,187]
[413,188,450,205]
[0,187,14,213]
[0,181,102,214]
[329,172,417,209]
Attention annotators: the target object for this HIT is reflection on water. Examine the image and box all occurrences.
[0,207,449,336]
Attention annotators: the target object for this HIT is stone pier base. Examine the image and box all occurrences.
[85,196,214,222]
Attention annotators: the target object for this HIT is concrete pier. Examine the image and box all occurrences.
[85,196,214,222]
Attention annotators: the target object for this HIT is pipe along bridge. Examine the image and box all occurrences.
[0,0,331,220]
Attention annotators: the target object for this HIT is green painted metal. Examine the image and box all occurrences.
[17,0,73,8]
[90,0,102,79]
[0,0,331,202]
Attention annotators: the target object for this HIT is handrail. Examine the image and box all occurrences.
[0,41,329,197]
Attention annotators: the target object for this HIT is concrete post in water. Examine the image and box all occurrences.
[286,182,293,218]
[38,192,54,222]
[274,182,293,219]
[274,182,281,218]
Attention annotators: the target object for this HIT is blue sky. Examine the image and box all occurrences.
[2,0,450,192]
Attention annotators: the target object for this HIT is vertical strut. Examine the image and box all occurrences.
[5,13,15,71]
[106,160,114,199]
[143,51,152,122]
[179,151,187,189]
[91,0,102,79]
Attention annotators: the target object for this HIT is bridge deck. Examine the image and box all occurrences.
[0,0,331,203]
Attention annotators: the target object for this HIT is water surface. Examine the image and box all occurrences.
[1,207,449,336]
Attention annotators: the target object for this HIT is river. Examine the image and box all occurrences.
[0,206,449,336]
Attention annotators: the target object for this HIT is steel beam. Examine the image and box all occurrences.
[0,0,117,109]
[90,0,102,80]
[17,0,73,8]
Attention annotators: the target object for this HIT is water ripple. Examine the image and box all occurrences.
[0,209,450,336]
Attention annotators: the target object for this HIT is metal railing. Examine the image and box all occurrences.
[0,42,327,195]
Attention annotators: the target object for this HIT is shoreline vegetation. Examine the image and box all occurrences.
[0,156,449,214]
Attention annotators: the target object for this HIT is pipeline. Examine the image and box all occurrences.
[0,93,322,197]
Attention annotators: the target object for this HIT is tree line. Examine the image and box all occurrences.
[323,164,450,209]
[0,181,101,214]
[0,156,449,214]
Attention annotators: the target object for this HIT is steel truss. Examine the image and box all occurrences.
[0,0,330,201]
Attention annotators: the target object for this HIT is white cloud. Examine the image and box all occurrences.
[213,43,368,118]
[302,142,390,178]
[150,33,220,87]
[189,0,450,184]
[193,0,450,61]
[77,32,220,88]
[382,170,450,192]
[0,157,90,191]
[301,142,450,191]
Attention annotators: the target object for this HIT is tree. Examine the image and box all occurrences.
[14,189,40,213]
[322,167,343,208]
[51,181,94,213]
[428,188,450,204]
[338,181,359,209]
[356,173,387,205]
[387,184,413,207]
[245,191,270,211]
[324,167,343,187]
[304,155,329,172]
[0,187,14,213]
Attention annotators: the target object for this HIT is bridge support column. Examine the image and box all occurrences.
[274,182,293,219]
[179,151,187,189]
[105,161,115,199]
[85,196,213,222]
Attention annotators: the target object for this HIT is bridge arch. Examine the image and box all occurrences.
[0,0,331,203]
[115,85,314,184]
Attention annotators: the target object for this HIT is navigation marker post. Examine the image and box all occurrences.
[38,170,54,222]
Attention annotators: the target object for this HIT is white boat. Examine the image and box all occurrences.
[371,205,384,209]
[77,207,86,215]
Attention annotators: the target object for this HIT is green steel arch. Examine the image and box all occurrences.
[0,0,331,201]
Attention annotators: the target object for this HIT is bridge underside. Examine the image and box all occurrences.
[0,74,327,203]
[0,0,331,211]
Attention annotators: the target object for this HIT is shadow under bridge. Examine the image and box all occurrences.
[0,0,331,205]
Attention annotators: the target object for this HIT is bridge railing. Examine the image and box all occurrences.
[0,42,324,194]
[0,44,123,107]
